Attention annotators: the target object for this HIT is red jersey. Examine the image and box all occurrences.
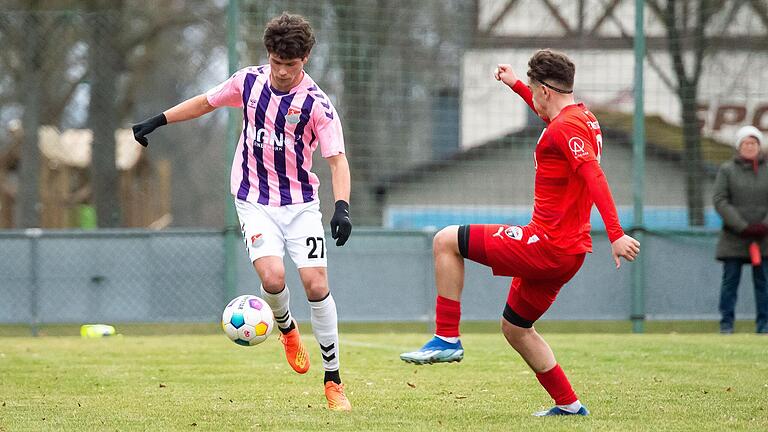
[512,81,624,254]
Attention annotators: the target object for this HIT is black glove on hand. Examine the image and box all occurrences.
[132,113,167,147]
[330,200,352,246]
[741,223,768,239]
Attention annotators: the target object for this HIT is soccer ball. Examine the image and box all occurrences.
[221,295,274,346]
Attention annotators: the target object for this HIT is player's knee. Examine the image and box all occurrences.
[304,282,330,301]
[303,278,329,301]
[259,270,286,293]
[433,226,460,255]
[501,318,533,346]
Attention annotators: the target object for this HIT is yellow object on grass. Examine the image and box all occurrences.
[80,324,117,338]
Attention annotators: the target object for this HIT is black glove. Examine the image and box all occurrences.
[741,223,768,239]
[132,113,167,147]
[330,200,352,246]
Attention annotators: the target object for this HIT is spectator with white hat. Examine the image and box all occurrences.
[713,125,768,334]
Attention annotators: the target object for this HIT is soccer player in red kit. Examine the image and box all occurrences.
[400,49,640,416]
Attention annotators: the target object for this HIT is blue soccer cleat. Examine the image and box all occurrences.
[533,405,590,417]
[400,336,464,365]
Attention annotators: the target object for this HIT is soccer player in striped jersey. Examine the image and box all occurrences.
[400,49,640,416]
[132,13,352,411]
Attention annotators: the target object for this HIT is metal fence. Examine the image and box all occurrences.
[0,230,225,325]
[0,229,759,327]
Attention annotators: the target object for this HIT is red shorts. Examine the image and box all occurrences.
[464,224,585,323]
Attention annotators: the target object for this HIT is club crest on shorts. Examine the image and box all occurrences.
[250,233,264,247]
[504,226,523,240]
[285,107,302,124]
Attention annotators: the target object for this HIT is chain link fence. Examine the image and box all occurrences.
[2,229,757,328]
[0,230,225,326]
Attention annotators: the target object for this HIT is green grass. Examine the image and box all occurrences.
[0,319,761,337]
[1,329,767,431]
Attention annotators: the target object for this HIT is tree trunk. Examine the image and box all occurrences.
[87,4,122,227]
[680,83,705,226]
[15,12,42,228]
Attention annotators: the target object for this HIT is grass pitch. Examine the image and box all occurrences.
[1,326,767,431]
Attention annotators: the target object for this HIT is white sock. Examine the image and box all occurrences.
[435,334,459,344]
[260,285,293,331]
[310,293,340,372]
[557,400,583,413]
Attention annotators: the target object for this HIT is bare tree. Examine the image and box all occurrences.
[15,7,42,228]
[3,0,85,227]
[648,0,725,226]
[87,0,123,226]
[86,1,221,227]
[1,1,223,227]
[331,0,394,225]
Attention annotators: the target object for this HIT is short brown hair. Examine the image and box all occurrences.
[527,49,575,92]
[263,12,316,59]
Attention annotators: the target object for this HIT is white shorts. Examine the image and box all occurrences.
[235,199,327,268]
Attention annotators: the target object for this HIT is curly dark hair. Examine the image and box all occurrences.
[263,12,316,60]
[527,49,575,92]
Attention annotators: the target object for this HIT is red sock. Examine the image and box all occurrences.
[435,295,461,337]
[535,364,578,405]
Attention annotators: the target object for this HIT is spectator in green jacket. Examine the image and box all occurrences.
[713,125,768,334]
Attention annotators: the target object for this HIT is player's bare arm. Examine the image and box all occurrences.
[494,63,519,87]
[327,154,350,203]
[611,235,641,269]
[164,94,216,123]
[327,154,352,246]
[132,94,216,147]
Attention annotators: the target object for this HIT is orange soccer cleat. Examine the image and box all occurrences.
[324,381,352,412]
[277,323,310,374]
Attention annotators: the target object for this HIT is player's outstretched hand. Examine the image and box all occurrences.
[132,113,167,147]
[611,234,640,268]
[494,64,519,87]
[330,200,352,246]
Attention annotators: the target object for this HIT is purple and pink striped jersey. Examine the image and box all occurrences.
[206,65,345,206]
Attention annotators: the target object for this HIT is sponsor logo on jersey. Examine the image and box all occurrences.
[568,136,589,159]
[527,234,540,245]
[254,128,292,150]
